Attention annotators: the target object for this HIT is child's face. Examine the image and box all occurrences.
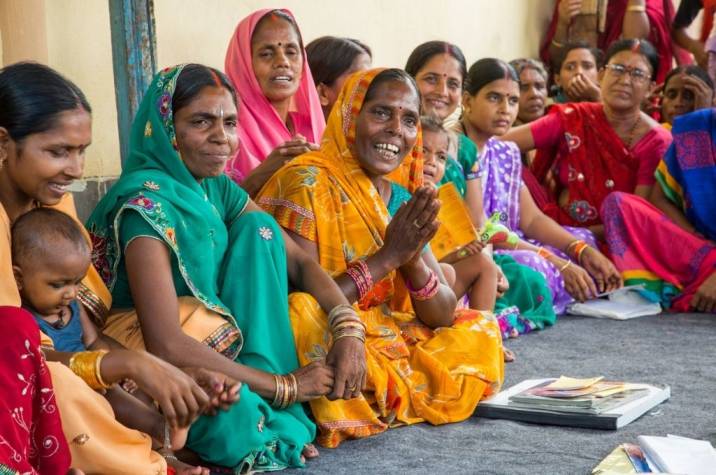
[422,129,449,185]
[15,250,90,319]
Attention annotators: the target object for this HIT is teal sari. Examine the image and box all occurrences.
[86,66,314,471]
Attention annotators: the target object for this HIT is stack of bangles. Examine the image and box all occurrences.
[272,373,298,409]
[328,303,366,343]
[406,269,440,301]
[346,259,373,301]
[566,239,590,265]
[69,350,111,391]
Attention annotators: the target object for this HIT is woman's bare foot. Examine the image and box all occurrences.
[165,456,209,475]
[300,443,319,463]
[503,347,516,363]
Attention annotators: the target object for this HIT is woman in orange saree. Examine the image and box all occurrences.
[257,68,504,448]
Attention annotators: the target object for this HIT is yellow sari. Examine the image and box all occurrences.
[0,195,166,474]
[258,69,504,448]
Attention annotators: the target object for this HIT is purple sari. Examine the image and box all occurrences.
[480,137,597,314]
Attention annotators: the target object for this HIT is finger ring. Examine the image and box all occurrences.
[413,219,421,228]
[348,384,357,391]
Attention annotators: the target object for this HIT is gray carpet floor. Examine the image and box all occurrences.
[286,313,716,474]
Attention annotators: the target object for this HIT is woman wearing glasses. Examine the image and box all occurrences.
[502,39,672,240]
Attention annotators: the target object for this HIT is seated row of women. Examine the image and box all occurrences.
[2,6,715,475]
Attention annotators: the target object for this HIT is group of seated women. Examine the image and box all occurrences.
[2,3,716,474]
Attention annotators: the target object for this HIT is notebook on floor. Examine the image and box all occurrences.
[567,285,662,320]
[474,378,670,430]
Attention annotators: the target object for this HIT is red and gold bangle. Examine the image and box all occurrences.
[537,247,553,259]
[346,259,374,300]
[576,244,590,264]
[406,269,440,301]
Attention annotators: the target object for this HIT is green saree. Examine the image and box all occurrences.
[440,133,556,335]
[86,65,314,471]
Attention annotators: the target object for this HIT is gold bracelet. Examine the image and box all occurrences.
[559,260,573,272]
[626,5,646,12]
[69,350,111,390]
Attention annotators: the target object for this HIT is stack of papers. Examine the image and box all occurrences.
[568,286,662,320]
[593,435,716,474]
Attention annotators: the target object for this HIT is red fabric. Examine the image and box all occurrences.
[529,102,671,226]
[702,0,716,42]
[0,306,70,475]
[601,192,716,311]
[540,0,677,83]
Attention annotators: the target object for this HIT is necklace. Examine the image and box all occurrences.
[50,307,68,329]
[624,114,641,149]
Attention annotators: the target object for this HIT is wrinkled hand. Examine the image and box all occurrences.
[125,351,210,428]
[291,360,335,401]
[559,260,597,302]
[253,135,319,181]
[182,367,241,415]
[381,186,440,267]
[558,0,582,25]
[566,73,601,102]
[691,272,716,313]
[579,247,622,294]
[683,74,715,110]
[326,337,367,400]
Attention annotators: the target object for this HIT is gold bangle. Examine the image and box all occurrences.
[626,5,646,12]
[69,350,110,390]
[559,260,573,272]
[551,38,565,48]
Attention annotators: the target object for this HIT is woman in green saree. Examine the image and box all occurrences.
[87,64,366,472]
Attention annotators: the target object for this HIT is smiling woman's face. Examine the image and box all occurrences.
[352,78,420,181]
[0,107,91,206]
[174,86,238,180]
[251,15,303,107]
[414,53,463,121]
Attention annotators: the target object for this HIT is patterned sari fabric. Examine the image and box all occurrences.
[87,65,315,471]
[481,137,598,315]
[602,109,716,311]
[0,307,70,475]
[257,68,504,448]
[530,102,671,227]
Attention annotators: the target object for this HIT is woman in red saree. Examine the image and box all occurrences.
[542,0,679,84]
[503,39,672,239]
[0,306,71,475]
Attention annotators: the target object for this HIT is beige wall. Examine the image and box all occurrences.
[3,0,560,182]
[155,0,555,71]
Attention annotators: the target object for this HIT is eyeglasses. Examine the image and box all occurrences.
[604,64,650,84]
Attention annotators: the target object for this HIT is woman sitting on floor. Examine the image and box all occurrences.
[405,41,556,338]
[306,36,372,118]
[0,61,232,475]
[551,41,604,103]
[257,68,505,448]
[88,63,367,472]
[460,58,620,314]
[659,65,715,128]
[503,39,672,240]
[224,8,325,195]
[509,58,549,126]
[602,108,716,313]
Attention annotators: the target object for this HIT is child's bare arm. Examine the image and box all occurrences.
[78,304,124,350]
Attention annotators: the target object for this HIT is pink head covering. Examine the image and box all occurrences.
[224,8,326,181]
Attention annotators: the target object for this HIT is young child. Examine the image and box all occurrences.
[11,207,105,352]
[421,115,500,313]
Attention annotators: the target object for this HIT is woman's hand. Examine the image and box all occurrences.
[566,73,601,102]
[291,360,335,402]
[683,74,715,111]
[380,186,440,268]
[109,351,210,428]
[264,134,319,164]
[325,337,367,400]
[691,272,716,313]
[558,0,582,26]
[181,367,241,416]
[579,247,623,294]
[557,259,597,302]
